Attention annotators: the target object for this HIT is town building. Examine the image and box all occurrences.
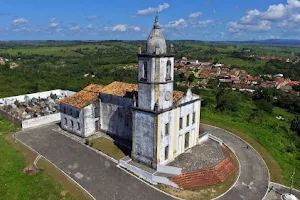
[60,16,201,168]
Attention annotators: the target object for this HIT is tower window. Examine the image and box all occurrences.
[193,112,196,124]
[185,132,190,149]
[166,60,171,80]
[165,145,169,160]
[187,114,190,127]
[165,123,169,136]
[179,117,183,130]
[143,61,148,79]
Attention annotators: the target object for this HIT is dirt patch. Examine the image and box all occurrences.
[23,164,43,175]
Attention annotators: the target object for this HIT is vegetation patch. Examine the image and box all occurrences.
[0,114,90,200]
[89,137,126,160]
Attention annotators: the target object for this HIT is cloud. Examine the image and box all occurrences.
[105,24,141,32]
[49,18,59,28]
[163,18,188,29]
[13,18,28,26]
[136,3,170,15]
[112,24,127,32]
[195,19,213,27]
[188,12,203,18]
[87,16,98,20]
[227,0,300,33]
[227,20,271,33]
[69,25,80,31]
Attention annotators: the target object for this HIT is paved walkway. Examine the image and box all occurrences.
[202,124,270,200]
[16,125,174,200]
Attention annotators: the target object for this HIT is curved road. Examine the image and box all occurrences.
[16,124,269,200]
[202,124,269,200]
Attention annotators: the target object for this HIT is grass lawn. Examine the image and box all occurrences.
[89,137,126,160]
[0,115,91,200]
[201,108,300,189]
[159,151,239,200]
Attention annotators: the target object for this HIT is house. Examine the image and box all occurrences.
[60,16,201,169]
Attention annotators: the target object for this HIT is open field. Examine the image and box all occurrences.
[0,115,90,200]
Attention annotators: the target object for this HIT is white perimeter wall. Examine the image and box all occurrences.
[22,113,61,129]
[0,89,75,129]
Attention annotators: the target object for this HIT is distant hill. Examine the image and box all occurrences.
[230,39,300,46]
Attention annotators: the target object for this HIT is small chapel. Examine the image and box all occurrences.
[60,16,201,168]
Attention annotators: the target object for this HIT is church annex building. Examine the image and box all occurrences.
[60,16,201,168]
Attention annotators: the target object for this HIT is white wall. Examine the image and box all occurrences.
[61,104,85,137]
[22,113,60,129]
[0,89,75,106]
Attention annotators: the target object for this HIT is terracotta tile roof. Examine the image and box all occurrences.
[60,90,99,109]
[100,81,138,97]
[61,82,186,108]
[173,91,184,103]
[82,84,105,93]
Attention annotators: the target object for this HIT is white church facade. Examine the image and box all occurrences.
[60,16,201,168]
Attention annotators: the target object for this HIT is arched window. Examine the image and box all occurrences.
[71,120,74,128]
[143,61,148,79]
[166,60,171,80]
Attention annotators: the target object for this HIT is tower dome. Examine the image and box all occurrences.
[146,16,167,55]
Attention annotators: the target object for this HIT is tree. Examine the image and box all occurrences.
[216,89,239,112]
[255,100,273,114]
[188,73,195,83]
[291,116,300,137]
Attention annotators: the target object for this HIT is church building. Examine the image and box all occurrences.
[60,16,201,168]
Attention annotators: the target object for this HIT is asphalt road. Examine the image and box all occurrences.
[202,124,269,200]
[16,125,174,200]
[16,124,271,200]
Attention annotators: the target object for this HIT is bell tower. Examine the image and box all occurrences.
[137,16,175,112]
[132,16,175,168]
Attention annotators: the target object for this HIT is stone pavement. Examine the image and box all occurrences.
[202,124,270,200]
[16,124,174,200]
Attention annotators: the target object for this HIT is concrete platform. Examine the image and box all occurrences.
[168,138,225,172]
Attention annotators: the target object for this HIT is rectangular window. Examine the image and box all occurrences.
[165,123,169,136]
[186,114,190,127]
[70,109,73,116]
[94,107,99,118]
[192,112,196,124]
[179,117,183,129]
[165,146,169,160]
[185,132,190,149]
[76,111,80,118]
[77,123,80,131]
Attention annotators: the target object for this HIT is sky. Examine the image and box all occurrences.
[1,0,300,41]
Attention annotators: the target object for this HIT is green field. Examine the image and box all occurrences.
[0,115,77,200]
